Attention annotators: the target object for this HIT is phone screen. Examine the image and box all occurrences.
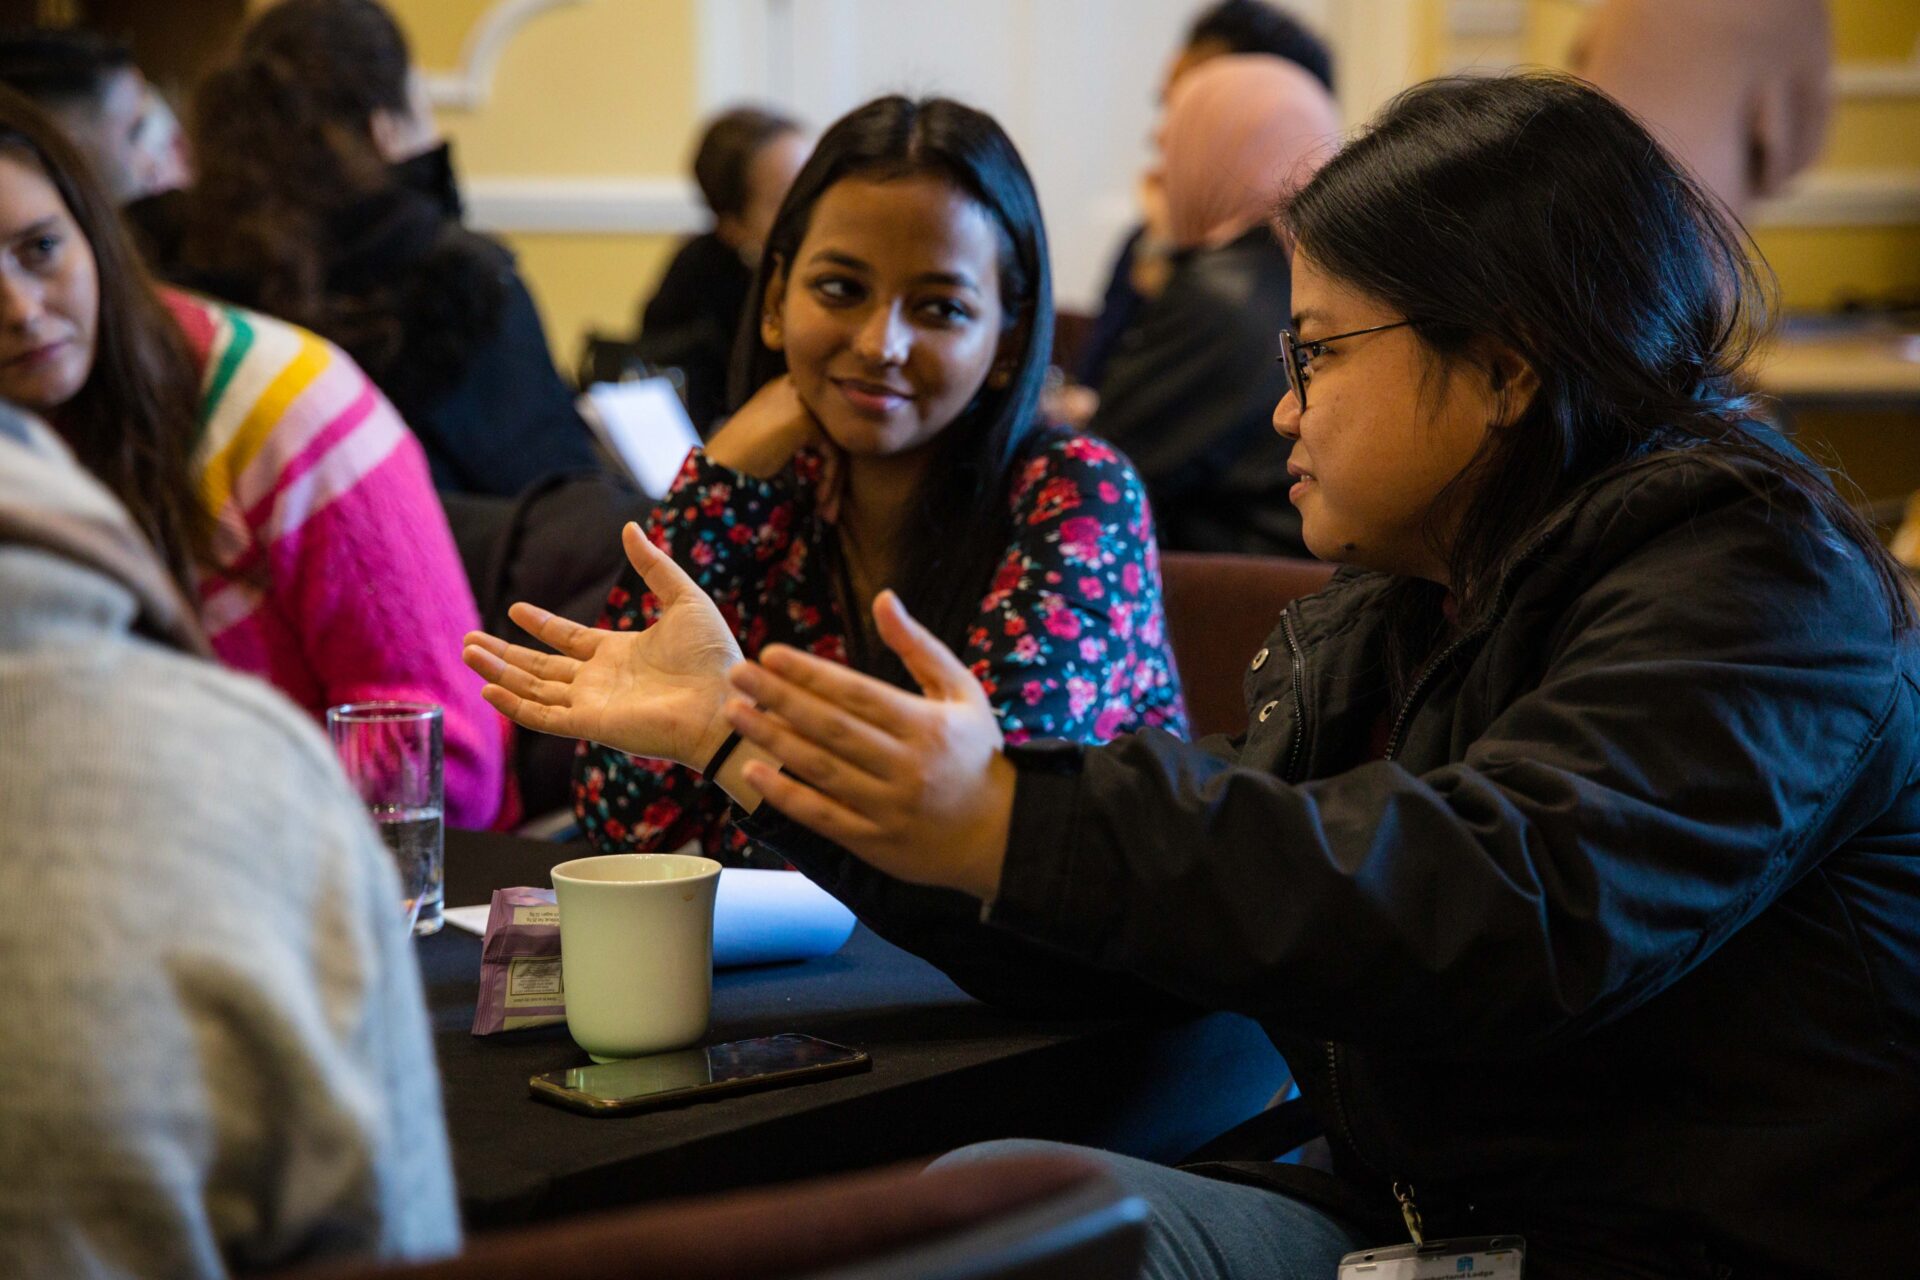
[531,1033,869,1114]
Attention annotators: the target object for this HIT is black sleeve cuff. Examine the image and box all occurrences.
[986,739,1090,941]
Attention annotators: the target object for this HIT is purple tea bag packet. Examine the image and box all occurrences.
[472,886,566,1035]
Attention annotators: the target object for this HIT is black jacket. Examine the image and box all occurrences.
[1075,223,1148,390]
[743,445,1920,1276]
[636,231,754,435]
[1087,226,1306,558]
[176,145,599,498]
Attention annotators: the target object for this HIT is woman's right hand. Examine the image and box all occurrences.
[461,522,742,769]
[705,374,844,520]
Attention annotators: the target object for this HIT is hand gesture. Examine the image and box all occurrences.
[462,523,742,768]
[706,375,845,521]
[722,591,1016,901]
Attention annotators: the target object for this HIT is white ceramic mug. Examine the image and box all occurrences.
[551,853,722,1062]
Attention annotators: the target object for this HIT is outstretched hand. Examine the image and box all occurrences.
[461,522,742,769]
[722,590,1016,901]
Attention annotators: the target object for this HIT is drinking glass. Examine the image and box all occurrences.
[328,701,445,936]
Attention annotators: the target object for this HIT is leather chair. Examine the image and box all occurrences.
[1158,552,1335,740]
[280,1153,1146,1280]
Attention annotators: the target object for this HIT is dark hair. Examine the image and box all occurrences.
[1281,72,1915,692]
[181,0,410,330]
[730,95,1054,682]
[693,106,801,220]
[0,28,135,111]
[0,85,204,591]
[1188,0,1333,92]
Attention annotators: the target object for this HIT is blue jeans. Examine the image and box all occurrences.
[929,1139,1369,1280]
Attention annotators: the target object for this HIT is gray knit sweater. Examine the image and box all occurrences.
[0,415,460,1276]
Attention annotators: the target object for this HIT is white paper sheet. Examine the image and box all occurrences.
[445,904,493,935]
[711,868,858,968]
[444,870,857,970]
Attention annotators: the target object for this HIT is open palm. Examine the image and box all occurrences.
[462,523,742,768]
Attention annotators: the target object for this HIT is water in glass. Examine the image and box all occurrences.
[376,803,444,936]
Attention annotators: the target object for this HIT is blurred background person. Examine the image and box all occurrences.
[180,0,598,498]
[1570,0,1831,222]
[0,27,154,203]
[0,403,458,1277]
[0,84,507,828]
[0,27,189,265]
[635,105,809,434]
[1063,0,1334,412]
[1085,55,1339,558]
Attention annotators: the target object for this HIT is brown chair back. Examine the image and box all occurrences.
[1159,551,1336,740]
[279,1153,1143,1280]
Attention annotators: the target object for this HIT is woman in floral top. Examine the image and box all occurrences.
[573,96,1187,864]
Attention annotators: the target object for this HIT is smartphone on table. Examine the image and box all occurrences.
[529,1032,870,1116]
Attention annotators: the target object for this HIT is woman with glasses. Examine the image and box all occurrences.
[467,73,1920,1274]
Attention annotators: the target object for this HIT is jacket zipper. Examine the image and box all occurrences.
[1292,601,1404,1234]
[1384,509,1579,761]
[1283,605,1396,1214]
[1354,625,1480,1235]
[1382,625,1485,761]
[1322,1045,1427,1240]
[1307,525,1576,1240]
[1314,603,1497,1241]
[1280,608,1308,782]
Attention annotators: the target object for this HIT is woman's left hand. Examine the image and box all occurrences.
[723,590,1017,901]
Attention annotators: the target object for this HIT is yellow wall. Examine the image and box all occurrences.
[1757,225,1920,310]
[408,0,1916,359]
[424,0,697,177]
[385,0,703,369]
[1832,0,1920,59]
[494,231,682,371]
[1767,0,1920,310]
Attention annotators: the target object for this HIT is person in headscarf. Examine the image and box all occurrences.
[1066,2,1335,402]
[1085,54,1341,558]
[1570,0,1831,221]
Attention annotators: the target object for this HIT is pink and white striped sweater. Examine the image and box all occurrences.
[167,290,506,828]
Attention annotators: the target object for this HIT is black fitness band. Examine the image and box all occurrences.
[703,729,746,778]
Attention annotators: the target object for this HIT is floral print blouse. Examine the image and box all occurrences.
[573,427,1189,865]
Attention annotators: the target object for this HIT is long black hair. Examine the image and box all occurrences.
[729,95,1054,681]
[1280,72,1914,693]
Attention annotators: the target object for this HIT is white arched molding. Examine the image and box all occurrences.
[423,0,589,112]
[464,176,706,235]
[1753,172,1920,230]
[1835,54,1920,99]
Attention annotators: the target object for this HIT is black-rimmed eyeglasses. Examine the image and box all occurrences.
[1278,320,1415,412]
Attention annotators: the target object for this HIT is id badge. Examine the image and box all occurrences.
[1336,1236,1524,1279]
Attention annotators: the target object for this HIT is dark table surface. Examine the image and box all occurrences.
[430,829,1284,1228]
